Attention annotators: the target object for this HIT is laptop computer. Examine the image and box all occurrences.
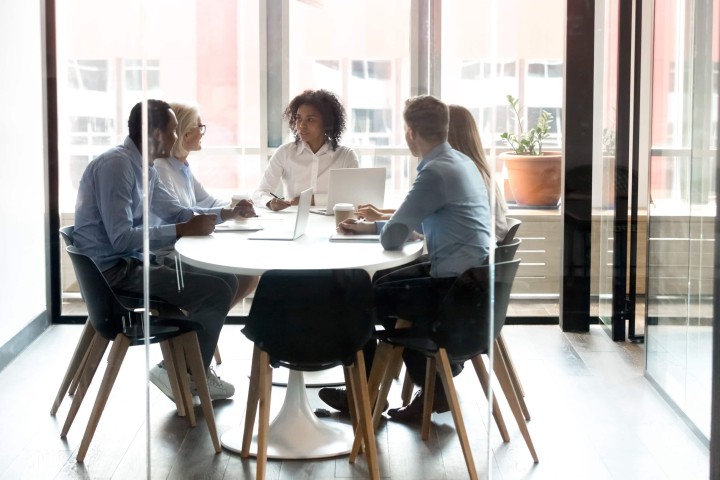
[248,188,312,240]
[311,167,386,215]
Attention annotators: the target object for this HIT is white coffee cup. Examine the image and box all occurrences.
[333,203,355,225]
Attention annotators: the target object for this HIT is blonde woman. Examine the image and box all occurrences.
[155,101,258,305]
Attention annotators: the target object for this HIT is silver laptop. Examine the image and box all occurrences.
[311,167,386,215]
[249,188,312,240]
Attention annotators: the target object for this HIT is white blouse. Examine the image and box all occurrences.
[252,141,359,208]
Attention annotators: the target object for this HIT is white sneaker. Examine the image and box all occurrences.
[190,366,235,400]
[149,363,176,402]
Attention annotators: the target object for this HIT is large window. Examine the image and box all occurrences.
[56,0,568,311]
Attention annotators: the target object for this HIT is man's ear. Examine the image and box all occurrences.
[151,127,162,142]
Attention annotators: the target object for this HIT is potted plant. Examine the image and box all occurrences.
[499,95,562,207]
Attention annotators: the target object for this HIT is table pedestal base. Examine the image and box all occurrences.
[221,370,353,459]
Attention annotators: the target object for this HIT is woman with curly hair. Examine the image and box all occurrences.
[253,89,359,211]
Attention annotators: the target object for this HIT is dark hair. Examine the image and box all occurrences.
[403,95,448,142]
[128,99,172,151]
[283,89,347,150]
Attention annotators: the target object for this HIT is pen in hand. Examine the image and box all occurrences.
[270,193,284,200]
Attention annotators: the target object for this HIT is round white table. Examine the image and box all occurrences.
[175,211,424,459]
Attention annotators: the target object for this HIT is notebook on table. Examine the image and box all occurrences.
[215,221,264,232]
[310,167,386,215]
[329,234,380,242]
[248,188,312,240]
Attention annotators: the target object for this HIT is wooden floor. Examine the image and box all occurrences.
[0,323,708,480]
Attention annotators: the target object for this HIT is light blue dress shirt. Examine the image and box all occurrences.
[154,157,230,209]
[73,137,224,271]
[377,142,491,278]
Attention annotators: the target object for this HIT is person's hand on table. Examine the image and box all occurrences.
[222,199,257,220]
[356,203,393,221]
[336,218,376,235]
[176,213,216,237]
[267,197,292,211]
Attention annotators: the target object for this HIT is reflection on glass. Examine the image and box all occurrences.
[594,0,619,329]
[646,0,716,440]
[441,0,565,312]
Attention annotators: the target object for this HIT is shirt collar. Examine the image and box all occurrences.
[295,140,330,156]
[417,141,452,171]
[164,156,188,172]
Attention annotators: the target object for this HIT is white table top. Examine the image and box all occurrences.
[175,211,424,275]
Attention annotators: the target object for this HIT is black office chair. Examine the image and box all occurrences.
[499,217,523,245]
[494,237,521,263]
[369,259,537,479]
[51,226,223,417]
[50,226,92,416]
[399,238,522,408]
[240,269,380,480]
[62,246,221,462]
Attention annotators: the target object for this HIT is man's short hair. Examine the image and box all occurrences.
[403,95,449,143]
[128,99,172,151]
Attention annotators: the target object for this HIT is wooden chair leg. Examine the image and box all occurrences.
[348,352,380,480]
[169,337,196,425]
[256,351,273,480]
[159,340,187,419]
[51,319,96,415]
[470,355,511,443]
[372,345,405,433]
[437,348,478,480]
[180,332,221,453]
[343,366,358,431]
[241,345,262,458]
[61,335,109,438]
[351,341,397,460]
[492,343,539,463]
[77,334,131,462]
[213,346,222,365]
[496,335,530,421]
[421,356,437,440]
[69,330,101,398]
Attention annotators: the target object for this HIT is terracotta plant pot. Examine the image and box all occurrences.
[500,151,562,207]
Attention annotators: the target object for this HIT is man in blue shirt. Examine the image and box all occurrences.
[74,99,255,400]
[319,95,492,420]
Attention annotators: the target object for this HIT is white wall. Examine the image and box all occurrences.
[0,0,48,347]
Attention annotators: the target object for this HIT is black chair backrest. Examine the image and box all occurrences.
[66,246,143,341]
[495,238,521,263]
[59,225,75,247]
[433,259,520,361]
[499,217,522,245]
[242,269,375,370]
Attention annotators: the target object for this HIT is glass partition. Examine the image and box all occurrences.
[646,0,717,440]
[441,0,566,315]
[55,0,567,475]
[593,0,619,334]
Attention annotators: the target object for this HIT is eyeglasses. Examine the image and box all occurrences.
[197,124,207,134]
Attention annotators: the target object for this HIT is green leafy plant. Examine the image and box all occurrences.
[500,94,553,155]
